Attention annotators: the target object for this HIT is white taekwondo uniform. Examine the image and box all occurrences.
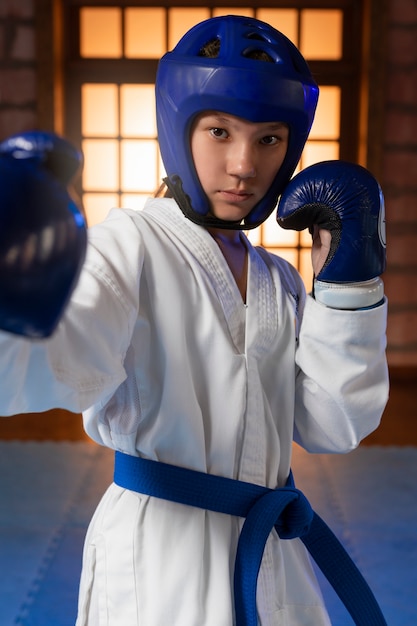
[0,198,388,625]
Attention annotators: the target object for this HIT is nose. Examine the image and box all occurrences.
[226,142,256,180]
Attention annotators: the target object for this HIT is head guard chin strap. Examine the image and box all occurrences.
[156,15,319,229]
[163,175,244,230]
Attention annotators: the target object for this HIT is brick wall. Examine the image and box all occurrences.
[0,0,417,367]
[0,0,37,139]
[383,0,417,366]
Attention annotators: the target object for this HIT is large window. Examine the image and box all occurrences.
[65,2,362,287]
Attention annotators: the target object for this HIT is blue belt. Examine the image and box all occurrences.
[114,451,387,626]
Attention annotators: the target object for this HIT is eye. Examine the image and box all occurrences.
[260,135,280,146]
[209,127,229,139]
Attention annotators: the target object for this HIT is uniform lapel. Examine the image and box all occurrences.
[142,199,247,353]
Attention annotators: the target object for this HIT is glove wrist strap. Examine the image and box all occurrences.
[314,277,384,310]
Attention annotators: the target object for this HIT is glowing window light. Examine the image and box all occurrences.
[256,9,298,45]
[121,85,156,138]
[80,8,122,58]
[82,139,119,191]
[300,9,343,60]
[125,7,166,58]
[168,7,210,50]
[212,8,254,18]
[82,84,118,137]
[84,193,119,227]
[121,139,159,192]
[301,142,340,169]
[310,86,341,140]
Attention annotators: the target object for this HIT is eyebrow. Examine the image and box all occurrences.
[262,123,289,132]
[209,114,288,131]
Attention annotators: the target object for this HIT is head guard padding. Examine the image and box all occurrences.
[156,15,319,229]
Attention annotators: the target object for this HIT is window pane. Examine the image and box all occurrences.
[84,193,119,227]
[299,249,313,289]
[168,8,210,50]
[121,194,149,211]
[256,9,298,45]
[300,10,343,60]
[82,84,118,137]
[300,229,312,247]
[159,152,166,181]
[80,8,122,58]
[125,8,166,58]
[212,8,254,18]
[263,212,298,247]
[273,248,298,268]
[82,140,119,191]
[121,85,156,138]
[246,227,261,246]
[309,86,341,139]
[121,140,158,192]
[301,141,340,168]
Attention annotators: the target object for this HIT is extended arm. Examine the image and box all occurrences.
[0,132,139,416]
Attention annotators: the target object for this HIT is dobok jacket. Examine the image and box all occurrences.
[0,198,389,625]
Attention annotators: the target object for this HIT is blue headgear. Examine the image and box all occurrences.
[156,15,319,229]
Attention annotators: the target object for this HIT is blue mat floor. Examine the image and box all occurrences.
[0,441,416,626]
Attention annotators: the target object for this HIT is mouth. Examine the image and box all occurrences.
[219,189,254,203]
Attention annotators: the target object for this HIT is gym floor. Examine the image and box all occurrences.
[0,367,416,626]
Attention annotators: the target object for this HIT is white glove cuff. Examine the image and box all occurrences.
[314,277,384,310]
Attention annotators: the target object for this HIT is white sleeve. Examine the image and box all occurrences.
[294,294,389,453]
[0,209,142,416]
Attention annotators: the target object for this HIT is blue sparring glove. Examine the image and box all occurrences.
[0,131,87,338]
[277,160,386,309]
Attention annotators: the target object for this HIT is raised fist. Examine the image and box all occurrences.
[277,161,386,309]
[0,131,87,338]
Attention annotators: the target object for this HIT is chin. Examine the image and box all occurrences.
[211,205,253,223]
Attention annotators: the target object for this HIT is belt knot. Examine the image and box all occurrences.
[273,486,314,539]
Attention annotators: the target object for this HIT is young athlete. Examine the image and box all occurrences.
[0,15,388,626]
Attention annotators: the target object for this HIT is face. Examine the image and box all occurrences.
[190,111,289,223]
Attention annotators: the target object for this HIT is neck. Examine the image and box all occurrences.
[208,228,248,302]
[207,227,242,245]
